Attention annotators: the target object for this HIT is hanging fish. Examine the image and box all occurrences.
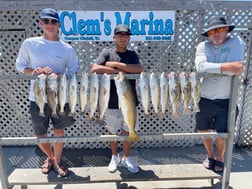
[68,74,78,117]
[98,73,110,122]
[114,72,139,142]
[79,72,89,113]
[168,71,181,120]
[190,72,201,112]
[160,72,169,115]
[149,72,159,114]
[139,72,150,115]
[46,73,58,118]
[58,73,67,116]
[33,73,46,117]
[88,72,99,121]
[179,72,191,115]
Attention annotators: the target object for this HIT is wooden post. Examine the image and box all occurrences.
[0,144,9,189]
[222,75,239,189]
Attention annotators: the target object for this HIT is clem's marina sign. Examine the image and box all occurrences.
[59,11,175,41]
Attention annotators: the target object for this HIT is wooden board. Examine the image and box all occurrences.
[8,164,221,186]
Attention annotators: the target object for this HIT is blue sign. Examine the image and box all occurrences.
[59,11,175,41]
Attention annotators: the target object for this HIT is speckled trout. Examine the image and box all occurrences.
[179,72,191,115]
[114,72,139,142]
[68,74,77,117]
[58,73,67,116]
[160,72,169,115]
[149,72,159,114]
[139,72,150,115]
[88,72,99,121]
[46,73,58,118]
[98,73,110,121]
[168,71,181,120]
[189,72,201,112]
[33,73,46,117]
[79,72,89,113]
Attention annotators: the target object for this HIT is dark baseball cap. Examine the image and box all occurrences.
[39,8,59,21]
[114,24,131,35]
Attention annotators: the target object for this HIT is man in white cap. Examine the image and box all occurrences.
[91,24,143,174]
[195,16,245,173]
[16,8,79,177]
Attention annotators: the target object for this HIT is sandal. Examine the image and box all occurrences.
[53,162,69,177]
[214,160,224,173]
[203,157,216,170]
[41,159,53,174]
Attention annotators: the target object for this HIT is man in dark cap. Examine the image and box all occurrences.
[195,16,245,173]
[91,24,143,174]
[16,8,79,177]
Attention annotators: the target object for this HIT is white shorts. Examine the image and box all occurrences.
[104,109,139,135]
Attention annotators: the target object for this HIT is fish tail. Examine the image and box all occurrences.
[172,112,179,120]
[144,109,149,115]
[39,111,45,117]
[154,107,159,114]
[159,111,165,117]
[87,114,94,121]
[68,111,75,117]
[39,108,45,117]
[58,111,65,116]
[79,106,84,113]
[129,131,140,142]
[58,105,65,114]
[194,104,200,112]
[183,108,190,115]
[51,113,59,119]
[95,118,105,125]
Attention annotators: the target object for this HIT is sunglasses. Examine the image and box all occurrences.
[41,19,59,25]
[208,27,226,35]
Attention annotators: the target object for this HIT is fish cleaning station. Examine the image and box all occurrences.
[0,0,252,189]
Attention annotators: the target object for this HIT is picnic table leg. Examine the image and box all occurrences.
[0,143,10,189]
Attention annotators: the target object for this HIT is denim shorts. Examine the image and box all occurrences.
[196,97,232,133]
[29,101,75,135]
[104,109,139,134]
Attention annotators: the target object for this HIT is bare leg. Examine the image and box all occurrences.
[38,134,54,174]
[122,129,131,158]
[37,134,54,160]
[53,128,64,164]
[201,130,215,158]
[109,131,118,155]
[51,128,69,177]
[215,138,225,161]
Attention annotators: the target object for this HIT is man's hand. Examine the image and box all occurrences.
[31,67,44,74]
[105,61,118,68]
[32,66,52,74]
[221,61,244,75]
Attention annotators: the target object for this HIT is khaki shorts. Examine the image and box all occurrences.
[104,109,139,134]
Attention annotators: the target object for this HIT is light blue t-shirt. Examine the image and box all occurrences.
[195,36,245,99]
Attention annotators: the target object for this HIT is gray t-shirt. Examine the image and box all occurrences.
[195,36,245,100]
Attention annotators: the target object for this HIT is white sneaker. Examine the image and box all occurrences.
[121,157,139,173]
[108,154,121,173]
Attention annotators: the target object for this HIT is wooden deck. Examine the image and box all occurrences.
[8,164,221,188]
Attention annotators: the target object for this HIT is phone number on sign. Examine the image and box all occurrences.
[145,36,172,41]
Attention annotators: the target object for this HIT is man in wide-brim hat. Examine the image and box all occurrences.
[194,16,245,173]
[201,16,235,37]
